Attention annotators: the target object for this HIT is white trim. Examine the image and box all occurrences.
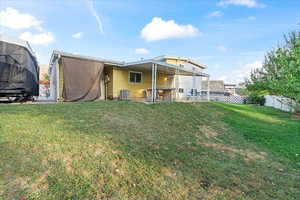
[153,55,207,69]
[52,50,124,66]
[55,55,60,101]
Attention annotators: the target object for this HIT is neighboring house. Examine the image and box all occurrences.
[224,83,237,96]
[49,51,210,102]
[38,64,50,99]
[39,64,49,81]
[201,80,225,96]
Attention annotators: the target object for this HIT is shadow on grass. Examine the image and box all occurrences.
[0,102,299,199]
[211,102,300,165]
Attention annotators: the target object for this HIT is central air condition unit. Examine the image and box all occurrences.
[119,90,130,101]
[191,89,197,96]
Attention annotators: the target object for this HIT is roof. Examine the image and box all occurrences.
[153,55,207,69]
[0,34,36,57]
[49,51,209,77]
[224,84,237,87]
[51,50,124,66]
[124,59,209,77]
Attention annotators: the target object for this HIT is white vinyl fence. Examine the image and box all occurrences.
[264,95,297,112]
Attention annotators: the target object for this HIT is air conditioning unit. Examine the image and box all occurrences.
[191,89,197,96]
[119,90,130,101]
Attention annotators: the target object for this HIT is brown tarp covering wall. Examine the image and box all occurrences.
[61,57,104,101]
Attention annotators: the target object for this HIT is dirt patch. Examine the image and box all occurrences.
[198,185,245,200]
[62,155,75,173]
[45,151,79,173]
[2,174,30,199]
[95,148,105,156]
[30,170,50,191]
[199,125,219,138]
[202,142,267,161]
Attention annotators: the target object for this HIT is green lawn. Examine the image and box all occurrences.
[0,102,299,200]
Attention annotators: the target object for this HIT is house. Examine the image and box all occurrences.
[39,64,49,81]
[201,80,225,96]
[224,83,237,96]
[48,51,210,102]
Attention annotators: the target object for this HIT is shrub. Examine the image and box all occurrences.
[245,94,266,106]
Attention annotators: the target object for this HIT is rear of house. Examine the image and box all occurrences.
[49,51,210,102]
[153,56,207,99]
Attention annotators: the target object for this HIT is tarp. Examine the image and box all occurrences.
[61,57,104,101]
[0,40,39,96]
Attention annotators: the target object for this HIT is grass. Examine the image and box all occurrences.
[0,102,299,200]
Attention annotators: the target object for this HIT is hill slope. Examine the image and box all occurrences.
[0,102,299,200]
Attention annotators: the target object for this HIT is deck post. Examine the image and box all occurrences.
[151,63,157,102]
[154,64,157,101]
[151,63,154,102]
[175,67,179,101]
[55,55,60,102]
[207,76,210,101]
[192,67,196,101]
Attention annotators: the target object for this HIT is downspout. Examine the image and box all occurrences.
[151,63,155,102]
[192,67,196,100]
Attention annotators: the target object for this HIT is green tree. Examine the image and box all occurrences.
[246,30,300,103]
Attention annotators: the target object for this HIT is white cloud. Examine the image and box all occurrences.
[218,0,266,8]
[208,11,223,18]
[219,60,262,83]
[135,48,149,54]
[72,32,83,39]
[216,45,227,52]
[19,32,55,45]
[141,17,200,42]
[86,0,104,34]
[248,16,257,20]
[0,7,43,30]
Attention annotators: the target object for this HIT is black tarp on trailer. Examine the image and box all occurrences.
[0,36,39,98]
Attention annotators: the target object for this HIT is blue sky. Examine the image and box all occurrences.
[1,0,300,83]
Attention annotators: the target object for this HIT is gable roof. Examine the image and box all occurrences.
[153,55,207,69]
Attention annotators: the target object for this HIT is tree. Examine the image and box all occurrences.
[246,30,300,103]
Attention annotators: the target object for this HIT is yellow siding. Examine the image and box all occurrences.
[111,67,171,99]
[165,58,185,66]
[106,67,114,99]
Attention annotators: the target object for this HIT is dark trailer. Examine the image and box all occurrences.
[0,35,39,101]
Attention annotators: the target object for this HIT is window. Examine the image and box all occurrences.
[129,71,142,83]
[178,88,184,93]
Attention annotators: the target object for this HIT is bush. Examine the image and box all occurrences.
[245,94,266,106]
